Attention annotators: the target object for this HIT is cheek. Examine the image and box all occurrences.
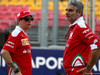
[21,20,26,24]
[71,12,77,17]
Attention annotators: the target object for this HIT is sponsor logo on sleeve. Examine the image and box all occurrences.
[5,41,14,48]
[82,29,89,33]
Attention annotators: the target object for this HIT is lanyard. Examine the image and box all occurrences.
[65,29,70,41]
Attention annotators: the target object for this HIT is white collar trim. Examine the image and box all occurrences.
[69,17,84,27]
[15,26,27,35]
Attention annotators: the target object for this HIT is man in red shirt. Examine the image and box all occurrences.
[63,0,100,75]
[0,10,36,75]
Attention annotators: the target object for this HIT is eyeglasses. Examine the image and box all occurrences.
[20,17,33,21]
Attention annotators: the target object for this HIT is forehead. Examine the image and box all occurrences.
[66,4,76,10]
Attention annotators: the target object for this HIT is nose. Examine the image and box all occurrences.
[66,10,70,17]
[29,19,32,22]
[65,10,68,14]
[65,10,69,15]
[66,11,69,16]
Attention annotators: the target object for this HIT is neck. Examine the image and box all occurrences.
[70,16,80,24]
[70,13,80,24]
[18,25,28,34]
[23,29,28,34]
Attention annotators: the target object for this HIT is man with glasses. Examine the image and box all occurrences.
[63,0,100,75]
[1,10,36,75]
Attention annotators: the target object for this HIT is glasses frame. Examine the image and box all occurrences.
[19,17,34,21]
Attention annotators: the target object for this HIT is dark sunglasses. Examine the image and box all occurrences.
[20,17,34,21]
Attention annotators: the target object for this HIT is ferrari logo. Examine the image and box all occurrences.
[21,38,29,45]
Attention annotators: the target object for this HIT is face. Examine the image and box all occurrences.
[65,5,79,24]
[18,15,33,30]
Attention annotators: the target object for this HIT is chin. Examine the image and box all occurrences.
[67,18,71,22]
[28,25,31,28]
[29,26,31,28]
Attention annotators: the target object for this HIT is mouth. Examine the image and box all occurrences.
[66,15,70,18]
[66,16,70,19]
[27,24,31,25]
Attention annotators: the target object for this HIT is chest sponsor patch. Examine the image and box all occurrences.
[21,38,29,46]
[23,49,31,53]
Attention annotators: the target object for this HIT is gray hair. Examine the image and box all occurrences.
[67,0,84,16]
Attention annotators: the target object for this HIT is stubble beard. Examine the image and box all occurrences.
[66,14,78,24]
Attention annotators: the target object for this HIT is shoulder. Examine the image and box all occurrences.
[74,21,89,35]
[11,29,21,37]
[77,20,87,28]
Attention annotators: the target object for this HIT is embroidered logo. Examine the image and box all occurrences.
[69,32,73,39]
[21,38,29,46]
[23,49,31,53]
[71,54,85,67]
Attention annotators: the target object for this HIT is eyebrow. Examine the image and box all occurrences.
[65,9,73,11]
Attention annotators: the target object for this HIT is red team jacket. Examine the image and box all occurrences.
[63,17,100,69]
[3,26,32,75]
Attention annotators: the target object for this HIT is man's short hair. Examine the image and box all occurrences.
[67,0,84,16]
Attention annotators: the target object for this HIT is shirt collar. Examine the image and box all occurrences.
[15,26,27,35]
[69,17,84,27]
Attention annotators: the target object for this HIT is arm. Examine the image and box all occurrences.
[87,48,100,68]
[77,48,100,75]
[0,49,22,75]
[76,24,100,75]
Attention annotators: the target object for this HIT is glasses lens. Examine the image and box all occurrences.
[23,17,33,21]
[30,17,33,21]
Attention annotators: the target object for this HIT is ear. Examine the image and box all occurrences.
[78,10,82,16]
[17,19,20,23]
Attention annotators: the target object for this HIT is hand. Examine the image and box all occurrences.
[77,67,91,75]
[15,72,22,75]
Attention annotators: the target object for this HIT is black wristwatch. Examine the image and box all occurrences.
[14,68,19,73]
[86,65,92,70]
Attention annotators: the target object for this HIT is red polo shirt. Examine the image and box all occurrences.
[3,26,32,75]
[63,17,100,68]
